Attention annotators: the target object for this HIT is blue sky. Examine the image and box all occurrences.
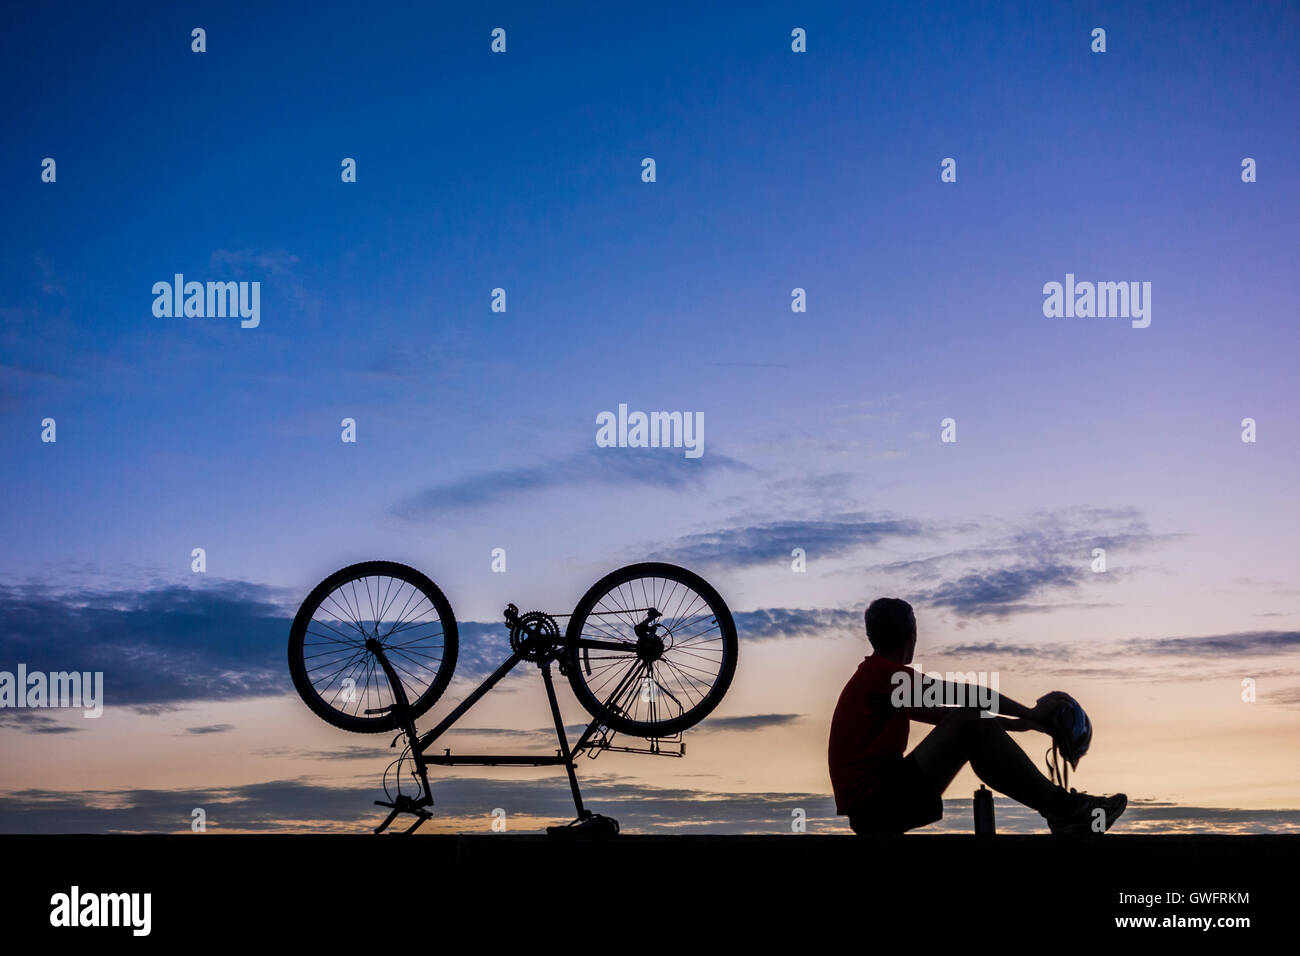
[2,1,1299,833]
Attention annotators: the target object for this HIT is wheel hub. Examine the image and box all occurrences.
[637,632,665,661]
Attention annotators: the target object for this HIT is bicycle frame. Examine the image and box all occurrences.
[368,604,675,835]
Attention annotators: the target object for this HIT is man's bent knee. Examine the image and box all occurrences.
[947,709,1007,744]
[963,712,1009,740]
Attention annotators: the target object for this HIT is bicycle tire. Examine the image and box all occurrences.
[288,561,458,734]
[564,562,738,737]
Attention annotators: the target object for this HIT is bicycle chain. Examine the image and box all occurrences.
[550,607,658,619]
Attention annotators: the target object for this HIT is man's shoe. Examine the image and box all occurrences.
[1043,790,1126,836]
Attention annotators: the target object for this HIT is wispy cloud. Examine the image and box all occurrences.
[1267,686,1300,707]
[1128,631,1300,657]
[256,745,391,761]
[876,507,1179,619]
[209,246,316,313]
[706,713,803,732]
[647,514,928,568]
[209,248,300,275]
[733,608,861,641]
[943,642,1071,659]
[636,505,1176,617]
[0,712,81,735]
[916,562,1090,617]
[183,724,237,736]
[392,447,751,520]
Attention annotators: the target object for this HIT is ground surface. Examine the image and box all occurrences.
[4,833,1283,941]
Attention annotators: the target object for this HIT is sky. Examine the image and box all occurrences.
[1,1,1298,835]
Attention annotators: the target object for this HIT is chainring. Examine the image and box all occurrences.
[508,610,561,662]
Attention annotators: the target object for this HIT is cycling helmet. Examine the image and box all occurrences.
[1048,693,1092,769]
[1044,693,1092,789]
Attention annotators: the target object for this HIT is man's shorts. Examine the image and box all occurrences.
[846,754,944,835]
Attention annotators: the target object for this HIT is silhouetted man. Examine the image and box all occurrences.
[828,597,1126,835]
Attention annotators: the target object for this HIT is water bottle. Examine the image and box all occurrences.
[974,784,996,836]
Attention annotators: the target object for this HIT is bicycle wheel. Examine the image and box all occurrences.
[564,563,738,737]
[288,561,458,733]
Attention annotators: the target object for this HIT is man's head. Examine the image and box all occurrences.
[865,598,916,662]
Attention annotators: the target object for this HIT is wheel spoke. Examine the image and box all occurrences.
[293,569,453,729]
[570,568,734,735]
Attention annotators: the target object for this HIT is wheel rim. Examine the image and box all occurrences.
[573,571,733,733]
[298,572,449,726]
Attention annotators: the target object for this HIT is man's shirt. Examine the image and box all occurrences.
[827,654,915,814]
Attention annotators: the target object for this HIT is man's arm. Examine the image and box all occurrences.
[992,716,1040,732]
[902,705,959,725]
[901,704,1048,731]
[901,678,1066,729]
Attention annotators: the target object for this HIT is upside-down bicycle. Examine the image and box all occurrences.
[288,561,738,835]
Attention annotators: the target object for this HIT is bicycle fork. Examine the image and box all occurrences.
[367,640,434,835]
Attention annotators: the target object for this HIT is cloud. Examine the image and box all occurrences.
[451,621,516,678]
[392,448,751,520]
[209,248,301,276]
[4,571,1280,727]
[0,775,839,835]
[1,778,1296,835]
[635,505,1175,616]
[0,579,559,713]
[705,713,803,732]
[646,514,928,568]
[3,577,740,714]
[0,780,380,835]
[131,703,186,716]
[916,562,1087,617]
[184,724,236,735]
[1108,800,1300,834]
[1266,686,1300,707]
[733,608,861,641]
[5,577,805,715]
[1127,631,1300,657]
[0,362,64,382]
[867,507,1180,619]
[942,642,1071,659]
[0,580,292,710]
[208,247,316,313]
[0,712,81,734]
[256,745,391,761]
[877,508,1171,578]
